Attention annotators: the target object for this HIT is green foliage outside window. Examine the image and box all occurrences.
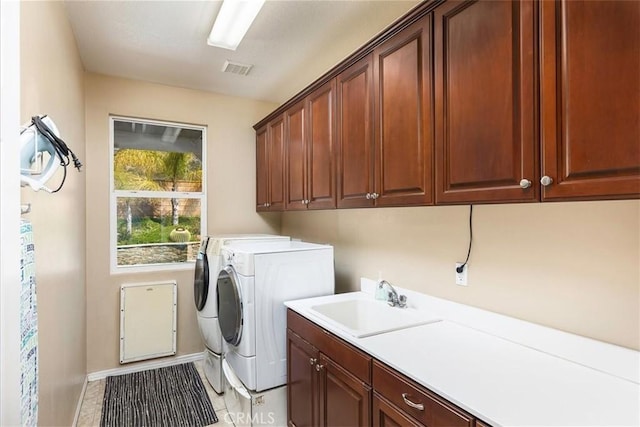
[114,149,203,244]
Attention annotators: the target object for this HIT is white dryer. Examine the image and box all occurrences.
[217,241,334,394]
[193,234,289,393]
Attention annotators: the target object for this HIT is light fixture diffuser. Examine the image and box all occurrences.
[207,0,266,51]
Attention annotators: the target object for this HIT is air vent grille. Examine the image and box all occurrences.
[221,60,253,76]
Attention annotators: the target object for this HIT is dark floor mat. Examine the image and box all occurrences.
[100,362,218,427]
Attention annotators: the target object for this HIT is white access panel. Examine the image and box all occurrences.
[120,281,177,364]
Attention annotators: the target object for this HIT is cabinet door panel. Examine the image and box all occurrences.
[256,127,269,211]
[286,102,307,210]
[268,117,285,210]
[373,394,423,427]
[374,16,433,206]
[336,55,375,208]
[319,354,371,427]
[287,330,318,427]
[541,0,640,200]
[435,0,537,204]
[308,80,336,209]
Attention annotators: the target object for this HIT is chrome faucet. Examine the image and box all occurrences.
[378,280,407,308]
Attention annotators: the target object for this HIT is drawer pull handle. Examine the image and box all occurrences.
[402,393,424,411]
[309,358,316,366]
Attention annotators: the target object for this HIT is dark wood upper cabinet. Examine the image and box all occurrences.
[256,118,285,211]
[268,116,285,211]
[435,0,538,204]
[336,54,375,208]
[257,0,639,211]
[307,80,336,209]
[256,126,270,211]
[284,81,336,210]
[540,0,640,201]
[285,101,307,210]
[373,15,434,207]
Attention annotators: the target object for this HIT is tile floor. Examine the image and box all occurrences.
[76,360,235,427]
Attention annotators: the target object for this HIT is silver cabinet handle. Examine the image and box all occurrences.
[372,192,379,199]
[519,179,532,189]
[540,175,554,186]
[366,193,371,200]
[309,358,316,366]
[315,364,324,371]
[401,393,424,411]
[305,199,310,205]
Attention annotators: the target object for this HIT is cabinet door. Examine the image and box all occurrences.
[268,116,285,211]
[540,0,640,200]
[308,80,337,210]
[373,394,424,427]
[286,102,307,210]
[336,54,375,208]
[434,0,538,204]
[318,354,371,427]
[373,16,434,207]
[287,330,318,427]
[256,126,270,211]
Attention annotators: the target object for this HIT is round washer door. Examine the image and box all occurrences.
[216,266,243,346]
[194,249,209,311]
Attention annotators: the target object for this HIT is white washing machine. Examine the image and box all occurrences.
[193,234,289,393]
[217,240,334,395]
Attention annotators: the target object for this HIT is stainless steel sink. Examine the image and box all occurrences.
[309,298,440,338]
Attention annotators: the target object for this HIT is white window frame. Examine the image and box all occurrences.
[109,115,207,274]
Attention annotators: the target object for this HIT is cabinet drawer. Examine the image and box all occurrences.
[287,309,371,384]
[373,361,473,427]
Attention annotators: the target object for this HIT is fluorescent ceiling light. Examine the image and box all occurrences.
[207,0,266,51]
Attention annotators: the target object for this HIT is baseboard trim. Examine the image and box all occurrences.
[72,376,88,427]
[87,352,204,382]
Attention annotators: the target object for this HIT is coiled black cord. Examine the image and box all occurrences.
[31,115,82,193]
[456,205,473,273]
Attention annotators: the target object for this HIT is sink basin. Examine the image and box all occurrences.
[309,298,440,338]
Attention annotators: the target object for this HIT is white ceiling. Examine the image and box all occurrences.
[64,0,419,105]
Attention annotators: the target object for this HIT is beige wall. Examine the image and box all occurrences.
[282,200,640,350]
[84,73,279,372]
[20,1,87,425]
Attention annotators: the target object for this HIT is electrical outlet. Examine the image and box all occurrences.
[455,263,468,286]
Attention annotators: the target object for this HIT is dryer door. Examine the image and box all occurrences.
[194,241,209,311]
[217,266,243,346]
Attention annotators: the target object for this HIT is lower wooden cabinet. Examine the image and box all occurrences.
[319,354,371,427]
[373,393,424,427]
[287,311,372,427]
[287,309,490,427]
[287,329,318,427]
[373,361,473,427]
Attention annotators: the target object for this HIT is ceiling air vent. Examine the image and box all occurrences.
[221,60,253,76]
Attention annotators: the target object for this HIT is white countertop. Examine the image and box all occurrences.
[285,290,640,427]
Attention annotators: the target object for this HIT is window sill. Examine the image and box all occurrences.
[110,261,195,276]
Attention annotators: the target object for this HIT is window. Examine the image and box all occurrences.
[110,116,206,271]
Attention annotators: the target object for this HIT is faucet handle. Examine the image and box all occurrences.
[398,294,407,308]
